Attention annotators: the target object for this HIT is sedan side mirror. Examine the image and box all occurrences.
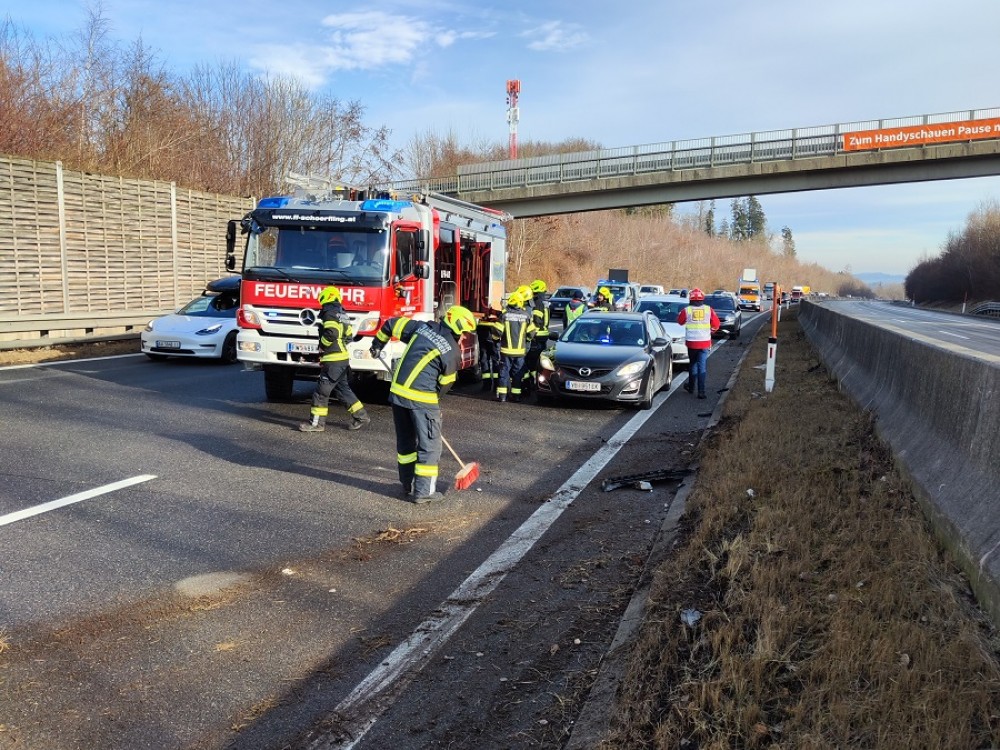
[651,336,668,348]
[548,331,560,340]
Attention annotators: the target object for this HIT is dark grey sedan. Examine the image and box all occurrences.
[535,311,673,409]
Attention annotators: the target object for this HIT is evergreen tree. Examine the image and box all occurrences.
[704,199,715,237]
[747,196,766,239]
[730,198,749,241]
[781,225,796,257]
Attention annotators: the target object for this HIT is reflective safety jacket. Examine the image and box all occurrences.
[566,298,587,325]
[531,292,550,338]
[676,304,720,350]
[490,307,536,356]
[375,317,460,409]
[318,301,353,362]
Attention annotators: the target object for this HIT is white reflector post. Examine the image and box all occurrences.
[765,337,777,392]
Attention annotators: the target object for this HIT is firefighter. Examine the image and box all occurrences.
[299,286,371,432]
[589,286,613,312]
[523,279,550,394]
[369,305,477,503]
[676,287,720,399]
[493,291,536,403]
[476,307,502,391]
[565,288,588,325]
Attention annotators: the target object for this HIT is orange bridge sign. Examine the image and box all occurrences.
[843,117,1000,151]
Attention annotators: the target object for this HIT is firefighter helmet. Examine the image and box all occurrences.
[506,292,524,308]
[318,286,342,306]
[443,305,476,337]
[598,286,612,300]
[530,279,547,294]
[689,288,705,301]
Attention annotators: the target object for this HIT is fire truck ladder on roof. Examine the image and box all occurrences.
[417,191,513,230]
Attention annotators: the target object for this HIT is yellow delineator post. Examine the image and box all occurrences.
[765,284,779,393]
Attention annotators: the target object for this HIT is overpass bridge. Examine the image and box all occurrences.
[391,107,1000,217]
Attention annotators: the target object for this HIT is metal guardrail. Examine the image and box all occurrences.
[0,312,163,350]
[970,302,1000,318]
[388,107,1000,195]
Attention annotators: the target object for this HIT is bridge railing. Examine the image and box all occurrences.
[389,108,1000,195]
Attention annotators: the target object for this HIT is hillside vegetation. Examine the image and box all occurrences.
[506,209,860,296]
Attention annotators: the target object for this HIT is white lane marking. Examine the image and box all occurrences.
[0,353,142,372]
[937,330,971,340]
[313,345,723,750]
[0,475,156,527]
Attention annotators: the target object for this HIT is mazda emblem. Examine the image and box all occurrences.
[579,367,591,377]
[300,309,317,326]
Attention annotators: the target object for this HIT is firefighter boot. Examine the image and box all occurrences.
[298,415,326,432]
[348,409,371,431]
[412,476,445,504]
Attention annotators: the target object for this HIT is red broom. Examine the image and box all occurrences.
[442,435,480,490]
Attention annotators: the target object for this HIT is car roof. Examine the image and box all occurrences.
[574,310,652,320]
[638,294,689,303]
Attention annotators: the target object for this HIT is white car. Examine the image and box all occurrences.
[634,294,692,367]
[141,278,240,363]
[638,284,665,296]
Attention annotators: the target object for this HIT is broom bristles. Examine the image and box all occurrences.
[454,461,480,490]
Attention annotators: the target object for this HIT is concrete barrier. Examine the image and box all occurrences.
[800,300,1000,628]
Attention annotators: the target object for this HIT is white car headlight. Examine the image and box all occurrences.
[144,320,155,332]
[617,360,646,377]
[196,323,224,335]
[539,352,555,370]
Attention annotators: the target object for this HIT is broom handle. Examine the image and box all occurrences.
[376,349,467,470]
[441,434,467,469]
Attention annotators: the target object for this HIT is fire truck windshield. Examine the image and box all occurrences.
[244,227,389,285]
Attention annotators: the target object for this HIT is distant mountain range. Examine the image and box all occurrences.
[856,272,906,286]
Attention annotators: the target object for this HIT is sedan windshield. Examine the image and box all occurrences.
[636,300,686,323]
[177,293,238,317]
[564,318,647,346]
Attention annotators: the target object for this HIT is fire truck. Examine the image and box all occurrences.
[225,179,509,401]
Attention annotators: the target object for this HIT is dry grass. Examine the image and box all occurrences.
[601,311,1000,749]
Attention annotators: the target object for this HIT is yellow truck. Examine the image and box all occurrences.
[737,268,761,311]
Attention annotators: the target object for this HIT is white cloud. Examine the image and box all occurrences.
[521,21,588,52]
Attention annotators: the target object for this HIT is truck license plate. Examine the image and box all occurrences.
[287,342,318,353]
[155,340,180,348]
[567,380,601,392]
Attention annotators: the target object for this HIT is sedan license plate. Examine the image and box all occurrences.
[566,380,601,392]
[287,342,318,354]
[155,340,180,349]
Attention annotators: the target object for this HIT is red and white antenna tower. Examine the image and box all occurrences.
[506,79,520,159]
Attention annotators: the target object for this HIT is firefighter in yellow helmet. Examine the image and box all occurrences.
[299,286,370,432]
[369,305,476,503]
[523,279,550,396]
[589,286,613,312]
[492,291,536,403]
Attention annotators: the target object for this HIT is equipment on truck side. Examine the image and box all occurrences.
[225,179,510,402]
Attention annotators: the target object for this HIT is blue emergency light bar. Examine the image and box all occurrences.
[360,199,412,213]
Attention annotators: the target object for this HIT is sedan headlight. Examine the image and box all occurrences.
[617,360,646,377]
[144,320,155,332]
[539,352,555,370]
[196,323,225,335]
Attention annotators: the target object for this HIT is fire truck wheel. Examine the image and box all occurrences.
[458,363,483,385]
[264,367,295,402]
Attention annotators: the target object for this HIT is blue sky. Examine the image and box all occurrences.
[8,0,1000,276]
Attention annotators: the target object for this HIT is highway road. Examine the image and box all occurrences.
[0,313,769,749]
[832,299,1000,360]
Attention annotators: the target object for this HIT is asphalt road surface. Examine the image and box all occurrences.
[1,312,769,750]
